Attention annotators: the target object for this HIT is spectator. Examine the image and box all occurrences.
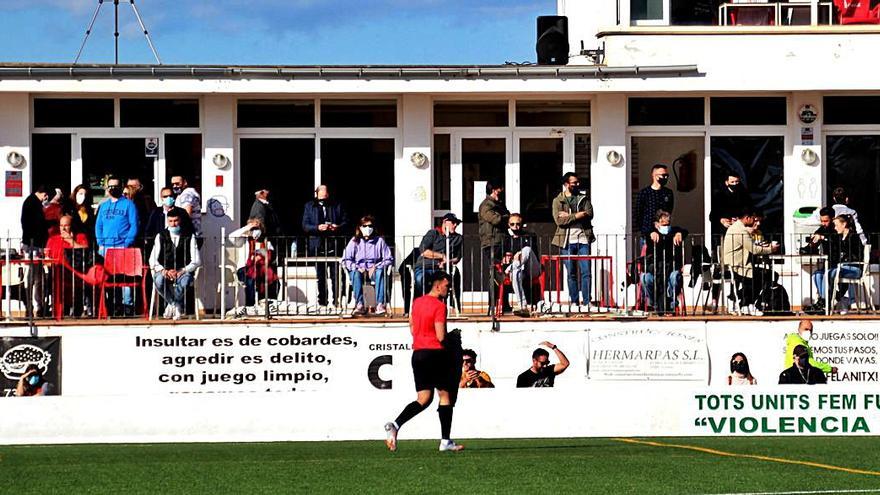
[21,184,50,249]
[16,364,51,397]
[171,175,201,239]
[634,164,675,242]
[342,215,394,316]
[721,208,779,315]
[228,218,278,307]
[302,185,349,308]
[149,210,201,320]
[808,187,867,244]
[779,345,827,385]
[551,173,595,310]
[43,188,65,237]
[728,352,757,385]
[45,214,90,317]
[126,177,155,240]
[710,172,752,238]
[68,184,96,243]
[145,187,194,241]
[803,207,835,314]
[249,188,282,238]
[815,215,864,314]
[783,320,836,376]
[459,349,494,388]
[516,341,569,388]
[501,213,540,316]
[478,178,510,315]
[95,176,140,316]
[414,213,463,299]
[95,176,139,254]
[641,210,687,314]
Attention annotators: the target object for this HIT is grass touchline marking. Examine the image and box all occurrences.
[701,490,880,495]
[613,438,880,477]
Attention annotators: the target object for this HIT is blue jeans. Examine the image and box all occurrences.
[413,265,434,298]
[350,268,387,306]
[562,243,591,305]
[641,271,683,311]
[154,272,193,309]
[813,263,861,300]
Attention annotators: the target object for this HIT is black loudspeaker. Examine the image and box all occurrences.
[536,15,569,65]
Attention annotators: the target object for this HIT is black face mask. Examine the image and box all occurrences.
[731,361,747,374]
[107,186,122,198]
[658,177,669,187]
[727,184,740,192]
[798,356,809,368]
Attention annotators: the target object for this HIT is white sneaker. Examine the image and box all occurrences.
[741,304,763,316]
[439,439,465,452]
[375,303,387,316]
[172,304,183,321]
[163,304,174,319]
[384,422,398,452]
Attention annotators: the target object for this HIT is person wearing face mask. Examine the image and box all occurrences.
[145,187,194,241]
[302,185,350,308]
[634,164,675,243]
[779,345,827,385]
[721,208,780,315]
[95,176,140,316]
[148,210,201,320]
[126,177,156,242]
[478,179,511,315]
[228,218,278,307]
[727,352,757,385]
[342,215,394,315]
[783,320,836,376]
[68,185,96,243]
[640,210,688,315]
[16,364,52,397]
[710,172,752,240]
[500,213,540,316]
[20,184,51,250]
[170,175,201,240]
[551,172,595,311]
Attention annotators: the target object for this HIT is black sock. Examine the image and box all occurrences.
[438,405,453,440]
[395,401,425,428]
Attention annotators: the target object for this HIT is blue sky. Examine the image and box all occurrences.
[0,0,553,65]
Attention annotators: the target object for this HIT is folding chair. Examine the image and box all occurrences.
[831,244,875,313]
[149,266,203,321]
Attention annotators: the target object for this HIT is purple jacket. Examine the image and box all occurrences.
[342,236,394,272]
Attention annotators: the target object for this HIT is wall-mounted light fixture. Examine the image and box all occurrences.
[212,153,230,169]
[606,149,623,166]
[6,151,25,168]
[410,151,428,169]
[801,148,819,165]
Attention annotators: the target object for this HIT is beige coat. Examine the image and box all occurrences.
[721,219,772,278]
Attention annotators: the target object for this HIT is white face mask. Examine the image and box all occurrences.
[657,225,670,235]
[251,229,262,239]
[360,226,374,237]
[800,331,812,341]
[75,192,86,205]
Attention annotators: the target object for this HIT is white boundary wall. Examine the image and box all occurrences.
[1,320,879,444]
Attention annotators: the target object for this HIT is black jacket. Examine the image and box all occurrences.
[778,365,827,385]
[249,200,282,237]
[643,226,688,275]
[302,199,349,253]
[709,186,752,231]
[828,232,864,268]
[21,194,48,247]
[502,229,539,256]
[144,207,195,242]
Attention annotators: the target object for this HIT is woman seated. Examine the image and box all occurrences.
[45,214,92,316]
[228,218,278,307]
[814,214,864,313]
[342,215,393,315]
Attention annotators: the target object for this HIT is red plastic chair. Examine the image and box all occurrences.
[98,248,148,319]
[833,0,880,24]
[494,262,545,318]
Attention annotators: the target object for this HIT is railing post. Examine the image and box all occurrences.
[4,231,10,321]
[220,228,226,320]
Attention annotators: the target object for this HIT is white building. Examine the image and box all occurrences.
[1,0,879,307]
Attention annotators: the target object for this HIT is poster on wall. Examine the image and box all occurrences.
[588,327,709,382]
[0,337,61,397]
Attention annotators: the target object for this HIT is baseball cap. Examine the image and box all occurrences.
[441,213,461,225]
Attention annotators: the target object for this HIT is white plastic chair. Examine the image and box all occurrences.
[149,266,203,320]
[831,244,874,312]
[1,264,28,317]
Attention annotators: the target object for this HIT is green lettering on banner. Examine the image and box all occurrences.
[696,416,870,434]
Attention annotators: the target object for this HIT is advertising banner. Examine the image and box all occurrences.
[587,325,708,381]
[0,337,62,397]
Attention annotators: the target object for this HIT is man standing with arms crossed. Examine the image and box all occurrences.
[385,271,464,452]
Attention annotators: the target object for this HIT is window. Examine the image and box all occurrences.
[120,99,199,127]
[320,100,396,127]
[434,101,509,127]
[433,134,451,211]
[34,99,114,128]
[237,100,315,128]
[710,97,787,126]
[516,101,590,127]
[824,97,880,125]
[629,98,704,126]
[631,0,666,22]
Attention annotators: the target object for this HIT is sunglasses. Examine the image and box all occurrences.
[462,358,474,364]
[509,223,522,227]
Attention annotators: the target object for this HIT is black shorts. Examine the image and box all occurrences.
[412,349,454,392]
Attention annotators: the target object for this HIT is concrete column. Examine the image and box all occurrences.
[786,92,823,245]
[397,95,434,253]
[0,93,30,239]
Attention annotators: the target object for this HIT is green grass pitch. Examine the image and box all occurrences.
[3,437,880,494]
